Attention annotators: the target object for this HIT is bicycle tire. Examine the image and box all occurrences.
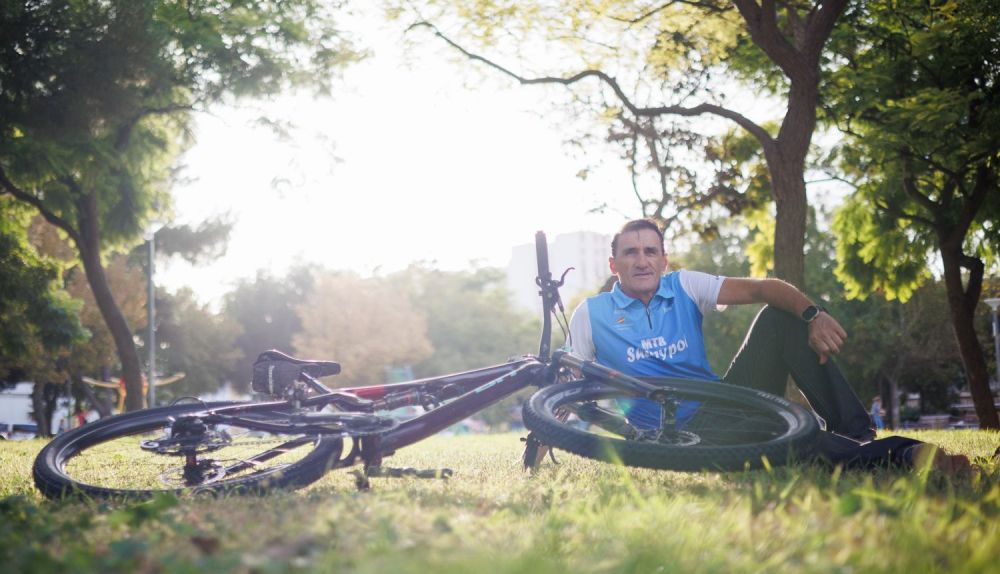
[523,379,819,471]
[33,401,345,499]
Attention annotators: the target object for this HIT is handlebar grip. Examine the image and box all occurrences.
[535,231,550,280]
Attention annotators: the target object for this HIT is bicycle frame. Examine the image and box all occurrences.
[326,357,548,457]
[178,357,546,474]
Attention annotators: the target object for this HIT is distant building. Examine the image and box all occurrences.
[507,231,612,314]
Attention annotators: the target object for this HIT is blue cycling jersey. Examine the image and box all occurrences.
[569,271,725,429]
[569,271,722,380]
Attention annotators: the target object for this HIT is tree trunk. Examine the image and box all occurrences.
[76,192,146,412]
[72,374,113,418]
[888,376,900,429]
[769,161,808,288]
[764,75,817,289]
[31,382,53,438]
[940,246,999,429]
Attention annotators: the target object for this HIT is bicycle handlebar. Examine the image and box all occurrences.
[535,230,551,282]
[536,231,553,362]
[554,351,656,394]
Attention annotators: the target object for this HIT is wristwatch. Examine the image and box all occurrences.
[802,305,826,323]
[801,305,824,323]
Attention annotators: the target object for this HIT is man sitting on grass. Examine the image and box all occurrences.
[566,218,971,474]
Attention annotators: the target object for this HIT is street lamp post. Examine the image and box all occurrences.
[985,298,1000,390]
[145,223,163,408]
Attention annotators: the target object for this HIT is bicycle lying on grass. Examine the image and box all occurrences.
[34,232,819,499]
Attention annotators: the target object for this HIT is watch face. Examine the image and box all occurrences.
[802,306,820,322]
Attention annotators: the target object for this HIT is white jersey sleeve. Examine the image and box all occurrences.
[567,300,595,360]
[677,269,727,315]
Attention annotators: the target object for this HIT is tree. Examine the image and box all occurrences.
[0,199,86,435]
[222,267,315,393]
[391,265,537,376]
[0,200,84,369]
[404,0,849,287]
[152,287,241,401]
[0,0,360,410]
[827,0,1000,428]
[146,217,234,266]
[834,282,964,427]
[61,252,150,417]
[293,272,433,387]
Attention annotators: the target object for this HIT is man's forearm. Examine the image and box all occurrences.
[755,279,816,317]
[718,277,815,316]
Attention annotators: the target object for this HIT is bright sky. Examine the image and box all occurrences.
[160,16,638,305]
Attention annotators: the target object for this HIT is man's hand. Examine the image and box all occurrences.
[807,312,847,364]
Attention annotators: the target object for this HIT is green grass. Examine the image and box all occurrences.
[3,430,1000,573]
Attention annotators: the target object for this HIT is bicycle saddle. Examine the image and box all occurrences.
[254,350,341,377]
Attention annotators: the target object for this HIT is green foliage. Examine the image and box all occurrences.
[402,0,850,286]
[834,281,964,405]
[827,0,1000,298]
[152,288,242,399]
[2,431,999,572]
[1,0,362,410]
[0,200,85,379]
[393,265,537,377]
[833,194,933,302]
[149,218,234,266]
[1,0,361,248]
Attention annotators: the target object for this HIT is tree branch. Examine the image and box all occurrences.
[873,198,933,226]
[0,165,82,245]
[115,104,195,150]
[606,0,729,25]
[803,0,849,60]
[731,0,801,76]
[410,21,775,148]
[900,154,941,215]
[955,164,994,243]
[637,101,773,144]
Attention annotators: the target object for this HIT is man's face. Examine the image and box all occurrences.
[610,228,667,303]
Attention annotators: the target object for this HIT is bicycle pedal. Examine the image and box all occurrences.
[365,466,453,479]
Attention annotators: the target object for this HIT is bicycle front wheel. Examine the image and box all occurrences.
[33,401,345,499]
[523,379,819,471]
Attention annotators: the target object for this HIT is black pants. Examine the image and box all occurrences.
[723,306,921,469]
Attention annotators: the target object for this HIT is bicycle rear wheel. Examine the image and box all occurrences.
[33,401,346,499]
[523,379,819,471]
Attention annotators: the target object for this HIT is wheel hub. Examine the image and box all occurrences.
[141,416,233,455]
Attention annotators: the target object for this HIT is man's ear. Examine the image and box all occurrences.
[609,256,617,274]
